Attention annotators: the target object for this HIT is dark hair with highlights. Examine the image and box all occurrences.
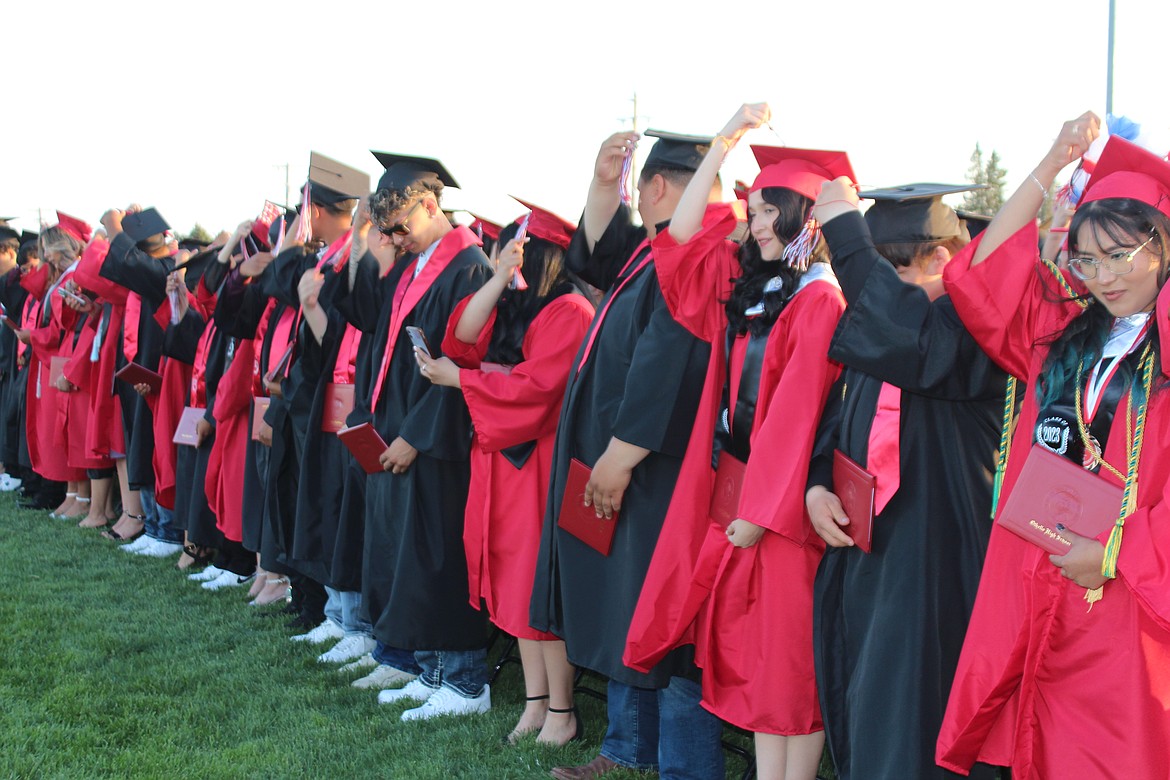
[1036,197,1170,407]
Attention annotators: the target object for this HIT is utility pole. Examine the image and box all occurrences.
[1106,0,1116,116]
[276,163,291,209]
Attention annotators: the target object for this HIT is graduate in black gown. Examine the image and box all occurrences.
[0,232,32,483]
[358,154,493,719]
[528,131,724,780]
[805,182,1007,780]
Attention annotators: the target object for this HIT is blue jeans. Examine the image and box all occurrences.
[415,648,488,698]
[602,677,724,779]
[140,488,183,544]
[373,641,422,676]
[324,587,373,637]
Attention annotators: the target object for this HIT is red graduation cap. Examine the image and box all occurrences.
[55,211,92,243]
[1080,136,1170,218]
[469,215,502,242]
[733,179,750,201]
[748,147,856,201]
[510,198,576,249]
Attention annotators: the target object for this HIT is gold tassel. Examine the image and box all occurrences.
[1085,587,1103,611]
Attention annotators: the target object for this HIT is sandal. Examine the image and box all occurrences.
[103,513,146,542]
[177,543,216,571]
[505,695,550,745]
[249,576,292,607]
[50,492,77,519]
[538,706,584,746]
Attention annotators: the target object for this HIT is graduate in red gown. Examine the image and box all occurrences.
[416,201,594,745]
[938,114,1170,779]
[626,104,851,780]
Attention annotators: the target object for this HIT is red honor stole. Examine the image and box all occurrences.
[369,226,480,412]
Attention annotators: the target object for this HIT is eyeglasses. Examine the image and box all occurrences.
[1068,233,1157,280]
[378,201,424,238]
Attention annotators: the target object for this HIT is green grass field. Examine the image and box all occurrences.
[0,497,780,779]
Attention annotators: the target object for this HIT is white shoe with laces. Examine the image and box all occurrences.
[338,653,378,674]
[135,539,184,558]
[120,535,153,553]
[400,684,491,721]
[188,565,225,582]
[290,619,344,644]
[353,664,418,690]
[201,570,254,591]
[317,634,377,664]
[0,474,22,492]
[377,678,435,705]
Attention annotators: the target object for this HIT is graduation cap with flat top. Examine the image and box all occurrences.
[371,151,459,193]
[643,130,714,173]
[0,226,18,243]
[122,208,171,243]
[308,152,371,205]
[860,183,986,244]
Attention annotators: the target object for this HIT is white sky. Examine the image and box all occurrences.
[4,0,1167,237]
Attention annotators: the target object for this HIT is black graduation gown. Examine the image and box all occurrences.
[99,233,172,490]
[809,212,1006,780]
[529,207,710,688]
[0,268,29,464]
[326,251,400,592]
[240,295,285,556]
[161,304,208,535]
[362,243,491,651]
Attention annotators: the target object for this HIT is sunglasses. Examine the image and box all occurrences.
[1067,233,1157,281]
[378,201,424,238]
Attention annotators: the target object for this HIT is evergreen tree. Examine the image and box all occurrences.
[962,144,1008,216]
[186,223,212,243]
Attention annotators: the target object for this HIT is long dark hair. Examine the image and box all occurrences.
[1037,197,1170,406]
[484,221,581,365]
[725,187,828,336]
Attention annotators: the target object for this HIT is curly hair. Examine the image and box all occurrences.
[725,187,829,336]
[1036,197,1170,407]
[368,180,444,227]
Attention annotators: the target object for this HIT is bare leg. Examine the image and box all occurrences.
[536,639,579,745]
[53,484,78,517]
[79,477,112,528]
[754,731,825,780]
[106,460,144,538]
[506,638,550,743]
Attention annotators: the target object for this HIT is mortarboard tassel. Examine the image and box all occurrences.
[781,209,821,271]
[509,212,531,291]
[295,181,313,244]
[618,147,634,206]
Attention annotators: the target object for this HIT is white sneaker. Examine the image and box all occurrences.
[120,535,153,553]
[290,619,344,644]
[353,664,418,690]
[378,678,436,705]
[338,653,379,674]
[135,539,184,558]
[0,474,22,492]
[188,565,225,582]
[201,570,254,591]
[317,635,377,664]
[400,684,491,722]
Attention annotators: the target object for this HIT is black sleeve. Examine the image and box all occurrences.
[806,374,846,491]
[162,307,207,365]
[100,233,172,306]
[215,267,271,339]
[266,246,314,308]
[565,205,646,292]
[334,251,391,333]
[200,257,230,296]
[825,210,1004,400]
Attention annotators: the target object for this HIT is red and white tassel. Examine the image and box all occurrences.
[781,209,821,271]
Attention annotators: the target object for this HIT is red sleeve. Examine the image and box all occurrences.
[650,203,740,342]
[194,282,216,320]
[441,294,496,368]
[19,263,49,299]
[943,222,1085,381]
[736,281,844,544]
[64,327,97,386]
[74,239,128,304]
[459,294,594,451]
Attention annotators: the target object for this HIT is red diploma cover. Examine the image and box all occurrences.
[709,451,746,530]
[833,450,877,553]
[557,458,618,556]
[263,342,294,384]
[172,406,205,447]
[48,356,69,388]
[996,444,1121,555]
[337,422,389,475]
[320,383,355,433]
[1,315,19,332]
[114,361,163,394]
[251,396,271,442]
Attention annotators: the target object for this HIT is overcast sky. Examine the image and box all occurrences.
[4,0,1166,236]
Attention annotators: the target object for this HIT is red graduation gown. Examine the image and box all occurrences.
[27,267,86,482]
[443,293,594,641]
[626,210,843,735]
[937,223,1170,779]
[72,239,126,463]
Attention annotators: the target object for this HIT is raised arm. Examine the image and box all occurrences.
[668,102,769,244]
[971,111,1100,267]
[452,237,524,344]
[583,132,639,251]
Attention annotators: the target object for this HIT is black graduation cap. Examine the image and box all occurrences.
[178,236,211,250]
[20,230,39,245]
[956,210,992,238]
[0,226,18,243]
[178,248,217,293]
[308,152,371,206]
[121,208,171,243]
[643,129,714,172]
[860,183,986,244]
[370,151,459,193]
